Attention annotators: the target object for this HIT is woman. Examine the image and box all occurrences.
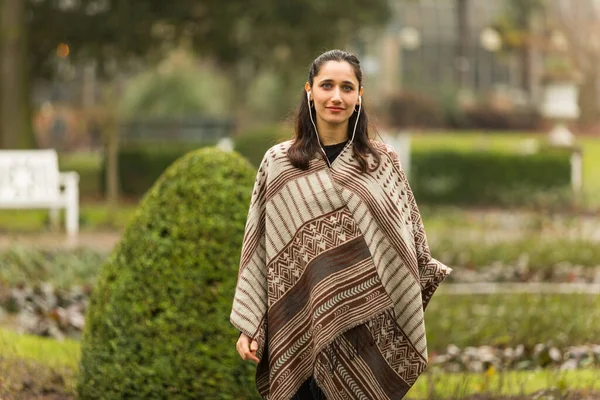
[231,49,451,400]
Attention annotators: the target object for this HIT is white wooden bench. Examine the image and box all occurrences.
[0,149,80,236]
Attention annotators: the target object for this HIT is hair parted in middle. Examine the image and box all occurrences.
[287,49,381,173]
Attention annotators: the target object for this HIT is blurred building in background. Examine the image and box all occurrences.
[351,0,600,134]
[360,0,535,107]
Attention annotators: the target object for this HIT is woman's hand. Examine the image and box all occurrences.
[236,332,260,363]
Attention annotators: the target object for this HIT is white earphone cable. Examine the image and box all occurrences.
[307,92,361,168]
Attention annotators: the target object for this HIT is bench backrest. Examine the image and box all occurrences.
[0,149,61,204]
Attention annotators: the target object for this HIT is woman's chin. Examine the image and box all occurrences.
[320,115,351,126]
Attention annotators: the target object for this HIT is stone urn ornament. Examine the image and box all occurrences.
[539,68,583,194]
[540,79,580,146]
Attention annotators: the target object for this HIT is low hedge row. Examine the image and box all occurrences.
[84,129,573,204]
[234,130,572,206]
[100,143,212,197]
[58,153,103,199]
[97,128,286,198]
[232,126,290,167]
[410,149,571,206]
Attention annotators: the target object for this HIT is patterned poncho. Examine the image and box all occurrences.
[231,139,451,399]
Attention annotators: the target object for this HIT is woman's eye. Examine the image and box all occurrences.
[343,85,353,91]
[322,83,332,89]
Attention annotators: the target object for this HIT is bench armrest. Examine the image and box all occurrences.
[59,172,80,194]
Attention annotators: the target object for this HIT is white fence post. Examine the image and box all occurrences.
[62,172,80,236]
[382,131,411,178]
[570,148,583,195]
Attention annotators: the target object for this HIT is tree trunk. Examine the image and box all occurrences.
[519,46,531,94]
[106,118,119,219]
[578,67,600,126]
[0,0,34,149]
[455,0,470,91]
[518,12,532,95]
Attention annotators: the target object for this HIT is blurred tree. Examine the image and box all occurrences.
[549,0,600,125]
[494,0,547,94]
[0,0,34,148]
[455,0,471,92]
[119,50,232,119]
[0,0,390,149]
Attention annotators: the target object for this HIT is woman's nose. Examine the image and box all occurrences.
[331,88,342,102]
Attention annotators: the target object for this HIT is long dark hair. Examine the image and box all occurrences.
[287,49,381,173]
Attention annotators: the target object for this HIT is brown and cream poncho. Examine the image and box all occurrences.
[231,139,451,399]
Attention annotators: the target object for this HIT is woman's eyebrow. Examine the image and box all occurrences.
[319,78,356,86]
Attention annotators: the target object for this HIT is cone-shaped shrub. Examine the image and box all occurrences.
[78,148,260,399]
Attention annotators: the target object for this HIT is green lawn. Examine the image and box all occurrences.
[407,368,600,399]
[0,328,80,369]
[0,202,138,232]
[1,328,597,399]
[0,328,79,397]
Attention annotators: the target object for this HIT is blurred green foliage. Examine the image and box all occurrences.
[58,152,103,199]
[55,129,596,209]
[233,126,290,167]
[0,246,105,290]
[2,235,598,297]
[27,1,390,81]
[78,148,260,399]
[431,237,600,272]
[426,293,600,352]
[100,143,214,197]
[232,128,573,207]
[410,149,571,206]
[119,51,232,119]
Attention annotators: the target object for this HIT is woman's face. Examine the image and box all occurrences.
[306,60,363,130]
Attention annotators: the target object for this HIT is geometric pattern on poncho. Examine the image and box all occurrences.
[231,139,452,400]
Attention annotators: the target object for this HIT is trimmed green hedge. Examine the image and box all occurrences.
[101,125,287,198]
[410,150,571,206]
[231,129,572,207]
[100,130,572,205]
[78,148,260,399]
[58,153,103,199]
[233,126,290,167]
[100,143,213,197]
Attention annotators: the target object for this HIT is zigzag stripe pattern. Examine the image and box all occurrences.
[266,257,393,399]
[267,208,360,302]
[367,310,427,385]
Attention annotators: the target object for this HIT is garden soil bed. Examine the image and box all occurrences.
[0,358,75,400]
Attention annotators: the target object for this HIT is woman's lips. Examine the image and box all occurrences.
[327,107,344,112]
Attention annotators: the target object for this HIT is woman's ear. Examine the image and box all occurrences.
[357,87,364,106]
[305,82,311,99]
